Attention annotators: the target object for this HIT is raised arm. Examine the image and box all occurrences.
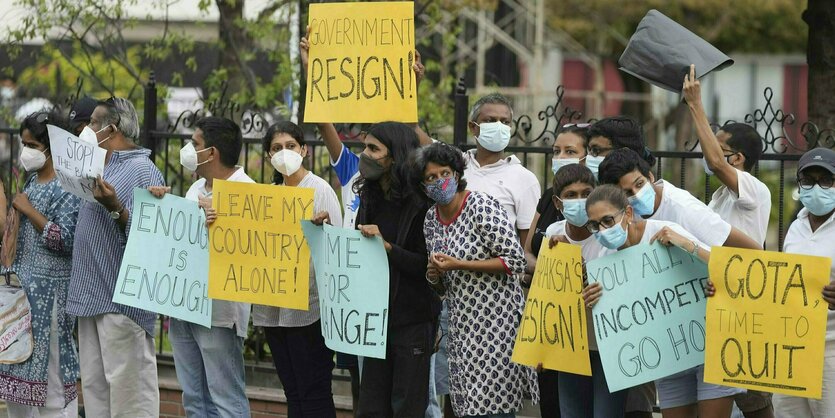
[299,26,344,161]
[683,64,740,194]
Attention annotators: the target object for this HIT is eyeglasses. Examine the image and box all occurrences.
[585,209,625,233]
[100,97,122,129]
[588,145,613,157]
[797,176,834,190]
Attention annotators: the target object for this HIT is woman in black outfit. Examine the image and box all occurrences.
[352,122,442,417]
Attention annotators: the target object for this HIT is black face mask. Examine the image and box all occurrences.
[359,153,388,180]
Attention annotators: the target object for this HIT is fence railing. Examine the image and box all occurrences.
[2,74,832,368]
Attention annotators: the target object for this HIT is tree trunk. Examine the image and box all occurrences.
[804,0,835,135]
[216,0,259,98]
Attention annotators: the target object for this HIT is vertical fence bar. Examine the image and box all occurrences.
[143,72,157,160]
[778,160,786,251]
[453,77,468,147]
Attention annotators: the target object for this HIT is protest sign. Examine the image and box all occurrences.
[46,125,106,202]
[587,243,709,392]
[208,181,313,309]
[704,247,831,398]
[304,2,417,123]
[513,242,591,375]
[302,222,389,359]
[113,189,211,327]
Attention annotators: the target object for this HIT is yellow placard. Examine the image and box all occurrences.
[512,243,591,376]
[208,180,314,309]
[705,246,832,398]
[304,2,417,123]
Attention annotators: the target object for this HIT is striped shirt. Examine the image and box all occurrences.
[66,148,165,336]
[252,171,342,327]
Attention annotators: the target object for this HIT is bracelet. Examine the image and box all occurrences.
[690,240,699,256]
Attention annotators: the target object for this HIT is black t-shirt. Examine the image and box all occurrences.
[531,188,564,253]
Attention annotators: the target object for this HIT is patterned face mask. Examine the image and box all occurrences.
[425,177,458,205]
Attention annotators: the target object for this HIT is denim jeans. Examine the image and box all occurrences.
[558,351,627,418]
[169,319,250,418]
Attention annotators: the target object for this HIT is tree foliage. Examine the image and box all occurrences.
[548,0,808,57]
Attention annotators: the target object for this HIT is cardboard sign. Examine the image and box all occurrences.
[513,242,591,375]
[704,247,831,398]
[113,189,212,327]
[208,181,313,309]
[302,222,390,359]
[304,2,417,123]
[46,125,106,202]
[587,243,709,392]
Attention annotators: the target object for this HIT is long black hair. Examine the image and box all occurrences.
[352,122,420,210]
[262,121,306,185]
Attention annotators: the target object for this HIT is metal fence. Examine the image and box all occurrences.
[3,74,833,367]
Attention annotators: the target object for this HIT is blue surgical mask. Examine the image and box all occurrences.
[799,185,835,217]
[559,198,588,227]
[425,177,459,205]
[476,122,511,152]
[628,182,656,216]
[586,155,604,178]
[594,217,628,250]
[551,157,585,175]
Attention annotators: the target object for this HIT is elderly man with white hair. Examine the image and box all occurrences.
[65,97,165,417]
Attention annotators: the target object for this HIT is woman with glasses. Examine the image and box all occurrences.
[417,142,538,418]
[776,148,835,417]
[582,184,742,418]
[0,110,82,416]
[586,116,656,178]
[539,164,629,418]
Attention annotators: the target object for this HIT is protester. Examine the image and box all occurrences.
[522,123,590,418]
[0,109,81,416]
[683,64,774,418]
[586,116,654,177]
[780,148,835,417]
[147,116,253,417]
[540,164,629,418]
[346,122,439,416]
[298,28,432,414]
[65,97,164,417]
[68,96,97,136]
[417,142,538,418]
[582,184,742,418]
[255,121,342,417]
[598,148,762,250]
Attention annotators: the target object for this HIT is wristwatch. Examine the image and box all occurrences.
[109,206,125,220]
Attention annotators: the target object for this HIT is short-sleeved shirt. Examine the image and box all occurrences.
[708,169,771,245]
[66,148,165,336]
[463,149,541,231]
[331,145,360,229]
[783,208,835,342]
[544,220,611,350]
[647,180,732,248]
[252,171,343,328]
[185,167,254,338]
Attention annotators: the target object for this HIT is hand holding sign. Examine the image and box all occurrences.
[682,64,703,107]
[822,281,835,310]
[93,176,121,213]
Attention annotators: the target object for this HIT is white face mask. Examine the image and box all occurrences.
[270,149,304,176]
[475,122,511,152]
[20,147,48,172]
[179,142,211,172]
[78,126,112,146]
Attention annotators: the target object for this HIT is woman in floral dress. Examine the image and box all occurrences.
[0,110,82,416]
[417,142,538,418]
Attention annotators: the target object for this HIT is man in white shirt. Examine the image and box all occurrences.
[598,148,761,251]
[149,117,253,417]
[463,93,541,244]
[777,147,835,417]
[683,64,774,418]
